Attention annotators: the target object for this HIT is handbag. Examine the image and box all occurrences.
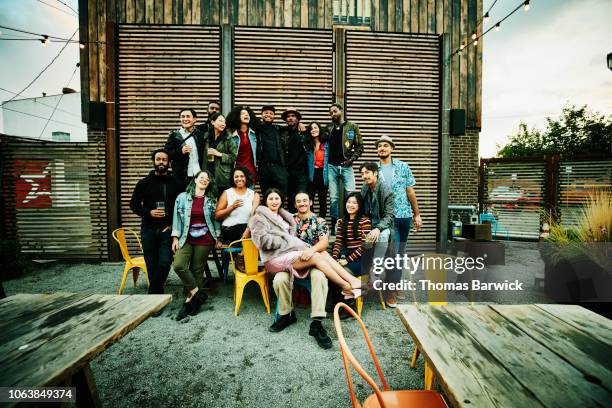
[189,223,209,238]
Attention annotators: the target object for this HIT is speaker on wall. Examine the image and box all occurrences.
[450,109,466,136]
[88,101,107,130]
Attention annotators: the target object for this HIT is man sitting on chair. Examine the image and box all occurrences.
[268,191,333,349]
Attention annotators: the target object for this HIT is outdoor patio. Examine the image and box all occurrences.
[3,241,551,407]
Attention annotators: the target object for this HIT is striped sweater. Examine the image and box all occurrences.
[332,215,372,262]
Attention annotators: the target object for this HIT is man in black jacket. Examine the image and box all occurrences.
[130,149,181,295]
[281,107,308,213]
[164,108,208,191]
[256,105,289,200]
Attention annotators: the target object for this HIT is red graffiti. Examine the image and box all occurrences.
[14,161,52,208]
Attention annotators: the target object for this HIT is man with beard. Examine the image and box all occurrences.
[359,162,396,307]
[130,149,181,296]
[256,105,289,199]
[375,135,422,307]
[325,103,363,233]
[281,107,308,213]
[196,100,221,134]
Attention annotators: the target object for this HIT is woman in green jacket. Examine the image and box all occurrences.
[206,112,237,196]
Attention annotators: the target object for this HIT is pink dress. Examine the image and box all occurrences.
[264,215,309,279]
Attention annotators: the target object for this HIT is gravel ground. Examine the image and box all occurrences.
[4,241,550,408]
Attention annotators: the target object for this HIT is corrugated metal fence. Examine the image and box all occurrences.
[0,136,108,259]
[480,156,612,240]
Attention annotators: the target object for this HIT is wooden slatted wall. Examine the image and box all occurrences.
[345,31,440,244]
[0,137,107,259]
[117,25,221,231]
[233,26,333,126]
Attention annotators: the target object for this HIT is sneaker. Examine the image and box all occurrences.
[269,311,297,332]
[309,320,333,349]
[385,292,398,308]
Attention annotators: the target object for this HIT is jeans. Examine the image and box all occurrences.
[140,226,173,294]
[328,164,356,219]
[392,217,412,283]
[308,168,328,218]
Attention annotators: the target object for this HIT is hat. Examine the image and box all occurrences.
[261,104,275,113]
[281,107,302,121]
[375,135,395,148]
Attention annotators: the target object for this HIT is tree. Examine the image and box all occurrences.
[497,105,612,158]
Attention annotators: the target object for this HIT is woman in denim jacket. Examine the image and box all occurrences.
[305,121,329,218]
[171,170,220,320]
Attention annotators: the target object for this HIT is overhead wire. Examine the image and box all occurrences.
[38,63,80,138]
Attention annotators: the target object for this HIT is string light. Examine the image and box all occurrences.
[524,1,530,11]
[495,23,501,32]
[474,39,478,47]
[40,35,49,46]
[471,31,477,40]
[79,42,85,49]
[484,12,490,24]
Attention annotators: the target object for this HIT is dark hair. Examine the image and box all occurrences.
[208,100,220,107]
[330,103,343,111]
[359,162,379,173]
[303,121,328,151]
[262,188,283,208]
[230,166,253,187]
[179,108,197,118]
[294,191,312,202]
[341,192,365,247]
[186,170,216,198]
[209,112,224,123]
[226,105,258,132]
[151,148,168,161]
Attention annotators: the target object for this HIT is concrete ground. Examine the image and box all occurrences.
[4,241,550,407]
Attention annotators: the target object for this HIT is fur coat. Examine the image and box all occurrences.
[248,206,309,262]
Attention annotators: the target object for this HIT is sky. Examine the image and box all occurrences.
[0,0,610,156]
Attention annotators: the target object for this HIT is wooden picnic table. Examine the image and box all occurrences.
[0,292,171,407]
[396,304,612,408]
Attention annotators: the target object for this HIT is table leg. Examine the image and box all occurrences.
[72,363,102,408]
[424,361,436,390]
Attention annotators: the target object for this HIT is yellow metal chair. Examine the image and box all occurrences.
[229,239,271,316]
[408,254,450,390]
[355,274,386,317]
[111,228,150,294]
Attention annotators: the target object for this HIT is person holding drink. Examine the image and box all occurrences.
[205,112,237,196]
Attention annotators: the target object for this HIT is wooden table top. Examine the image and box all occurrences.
[396,304,612,408]
[0,292,171,387]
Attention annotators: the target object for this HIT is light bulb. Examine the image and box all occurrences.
[524,1,530,11]
[495,23,501,32]
[484,12,490,24]
[471,31,477,40]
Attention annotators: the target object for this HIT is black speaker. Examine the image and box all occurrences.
[88,101,107,130]
[450,109,466,135]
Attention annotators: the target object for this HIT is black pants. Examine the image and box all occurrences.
[140,226,173,294]
[308,168,328,218]
[287,173,309,214]
[259,163,288,201]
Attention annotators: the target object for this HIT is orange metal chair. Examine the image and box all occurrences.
[229,239,270,316]
[111,228,150,294]
[333,302,448,408]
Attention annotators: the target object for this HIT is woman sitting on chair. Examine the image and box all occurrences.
[171,170,220,321]
[332,192,372,277]
[248,188,364,299]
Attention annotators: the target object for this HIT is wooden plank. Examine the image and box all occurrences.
[324,0,332,29]
[444,305,612,407]
[450,0,459,110]
[0,293,92,329]
[536,304,612,341]
[291,0,300,28]
[491,305,612,393]
[419,0,427,33]
[467,0,476,127]
[145,0,154,22]
[317,0,324,28]
[210,0,220,24]
[402,0,410,32]
[475,0,482,128]
[135,0,145,22]
[264,0,273,26]
[427,0,435,33]
[164,0,172,23]
[193,0,201,23]
[410,0,418,32]
[107,0,117,23]
[0,294,171,388]
[117,0,126,23]
[88,0,99,101]
[301,0,308,28]
[380,0,388,32]
[98,0,107,102]
[386,0,393,32]
[396,305,545,408]
[284,0,292,27]
[435,0,443,34]
[154,0,163,23]
[238,0,247,25]
[126,0,135,21]
[394,0,402,32]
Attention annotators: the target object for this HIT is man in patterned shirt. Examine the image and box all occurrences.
[375,135,422,307]
[269,191,333,349]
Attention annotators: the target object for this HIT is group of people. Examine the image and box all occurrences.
[129,101,422,349]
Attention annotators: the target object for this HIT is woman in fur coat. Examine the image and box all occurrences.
[248,188,363,298]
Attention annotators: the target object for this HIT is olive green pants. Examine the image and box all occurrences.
[172,242,213,292]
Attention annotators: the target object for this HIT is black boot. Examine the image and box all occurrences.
[269,311,297,332]
[309,319,333,349]
[176,302,192,321]
[189,290,208,316]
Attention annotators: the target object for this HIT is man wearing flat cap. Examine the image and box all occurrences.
[256,105,289,199]
[376,135,422,307]
[281,107,308,213]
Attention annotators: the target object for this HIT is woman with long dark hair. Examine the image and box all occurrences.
[206,112,237,195]
[226,106,258,184]
[171,170,219,320]
[304,121,329,218]
[332,192,371,276]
